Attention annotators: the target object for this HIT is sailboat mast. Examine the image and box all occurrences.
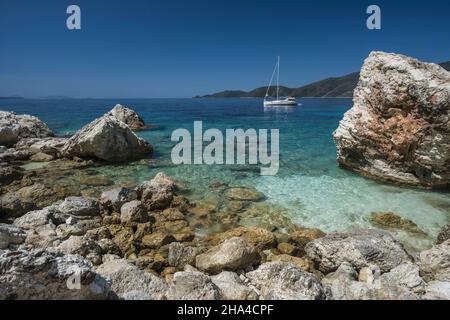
[277,56,280,100]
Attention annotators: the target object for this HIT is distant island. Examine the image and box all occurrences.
[196,61,450,98]
[0,96,24,100]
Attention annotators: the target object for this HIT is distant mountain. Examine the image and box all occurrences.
[198,61,450,98]
[0,96,24,99]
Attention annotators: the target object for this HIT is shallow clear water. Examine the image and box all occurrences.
[3,98,449,251]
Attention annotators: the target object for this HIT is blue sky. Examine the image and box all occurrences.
[1,0,449,98]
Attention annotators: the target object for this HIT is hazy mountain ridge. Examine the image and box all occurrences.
[198,61,450,98]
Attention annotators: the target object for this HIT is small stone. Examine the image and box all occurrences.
[141,231,176,249]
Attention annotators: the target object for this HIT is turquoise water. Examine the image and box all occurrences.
[2,98,449,251]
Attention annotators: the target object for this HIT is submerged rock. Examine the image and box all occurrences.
[224,187,265,202]
[333,52,450,188]
[62,115,152,162]
[369,212,427,236]
[0,111,54,147]
[196,237,260,274]
[246,262,326,300]
[305,229,411,273]
[107,104,151,131]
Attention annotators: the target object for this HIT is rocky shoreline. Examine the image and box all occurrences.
[1,53,450,300]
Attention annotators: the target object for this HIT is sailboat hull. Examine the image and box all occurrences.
[264,99,298,106]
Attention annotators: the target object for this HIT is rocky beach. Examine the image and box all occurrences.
[1,52,450,300]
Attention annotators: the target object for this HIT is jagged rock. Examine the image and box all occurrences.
[0,164,23,185]
[369,212,426,236]
[13,206,57,230]
[62,114,152,162]
[51,235,103,265]
[423,281,450,300]
[58,197,100,218]
[209,227,277,250]
[196,237,260,275]
[0,111,54,147]
[0,148,30,162]
[15,137,67,157]
[168,242,198,269]
[211,271,257,300]
[305,229,411,273]
[0,193,36,218]
[166,271,223,300]
[0,224,26,249]
[0,249,111,299]
[224,187,265,202]
[100,188,138,212]
[333,52,450,188]
[419,240,450,282]
[96,257,168,300]
[107,104,150,131]
[246,262,326,300]
[120,200,148,223]
[137,172,176,210]
[270,254,312,273]
[321,262,421,300]
[437,223,450,244]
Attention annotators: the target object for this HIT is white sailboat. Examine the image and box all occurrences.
[264,56,298,106]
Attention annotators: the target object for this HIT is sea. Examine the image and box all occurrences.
[2,97,449,252]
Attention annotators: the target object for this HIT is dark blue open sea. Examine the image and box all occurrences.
[2,98,449,251]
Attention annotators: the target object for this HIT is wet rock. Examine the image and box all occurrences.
[270,255,312,273]
[0,249,111,299]
[96,257,168,300]
[305,229,411,273]
[0,111,54,147]
[437,223,450,244]
[0,193,36,218]
[141,230,175,249]
[168,242,198,269]
[290,228,326,248]
[15,183,75,208]
[369,212,427,236]
[62,114,152,162]
[419,240,450,282]
[333,51,450,188]
[100,188,138,212]
[0,224,26,249]
[211,271,257,300]
[246,262,326,300]
[107,104,150,131]
[166,271,223,300]
[138,172,176,210]
[120,200,148,224]
[209,227,277,250]
[196,237,260,274]
[277,243,300,256]
[224,187,265,202]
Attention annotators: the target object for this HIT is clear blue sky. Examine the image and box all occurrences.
[1,0,449,98]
